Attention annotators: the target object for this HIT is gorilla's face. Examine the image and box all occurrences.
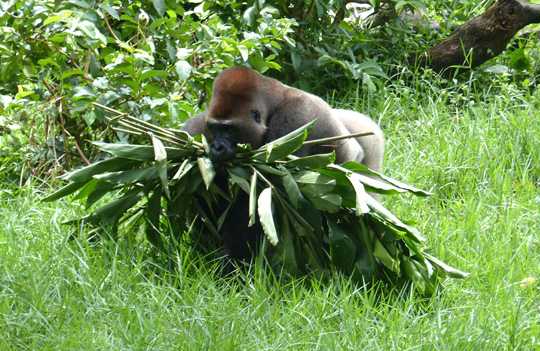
[205,69,269,162]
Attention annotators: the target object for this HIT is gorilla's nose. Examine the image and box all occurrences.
[209,139,235,162]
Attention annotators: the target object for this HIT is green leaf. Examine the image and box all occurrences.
[345,173,370,215]
[286,152,335,169]
[100,4,119,19]
[43,10,72,25]
[364,193,426,242]
[243,5,257,25]
[374,240,400,273]
[248,171,258,227]
[424,253,470,279]
[327,220,356,272]
[254,164,287,176]
[175,60,192,80]
[256,120,316,162]
[258,187,279,246]
[294,171,336,193]
[93,167,159,184]
[145,189,163,248]
[402,257,427,292]
[275,215,298,274]
[42,182,86,202]
[140,69,168,81]
[86,181,117,208]
[342,162,431,196]
[216,202,234,232]
[93,142,189,161]
[509,48,530,71]
[330,164,408,195]
[152,0,166,16]
[308,193,342,213]
[133,50,155,65]
[238,45,249,62]
[91,189,143,226]
[61,157,134,183]
[172,159,194,181]
[228,167,251,193]
[197,157,215,190]
[151,134,170,199]
[77,20,107,46]
[73,179,99,201]
[281,171,303,208]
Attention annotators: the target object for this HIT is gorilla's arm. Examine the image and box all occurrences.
[332,109,384,171]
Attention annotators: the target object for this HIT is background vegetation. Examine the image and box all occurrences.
[0,0,539,349]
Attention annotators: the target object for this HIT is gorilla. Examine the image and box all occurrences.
[182,66,384,261]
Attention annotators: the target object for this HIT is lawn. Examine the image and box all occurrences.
[1,79,539,350]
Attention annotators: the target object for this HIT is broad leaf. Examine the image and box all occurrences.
[373,239,400,273]
[145,189,163,248]
[152,0,166,16]
[286,152,335,169]
[346,172,370,215]
[248,171,258,227]
[151,134,170,199]
[90,189,143,226]
[197,157,215,190]
[254,164,287,176]
[307,193,342,213]
[172,159,194,181]
[281,171,303,208]
[256,120,316,162]
[258,187,279,246]
[228,167,251,193]
[175,60,192,80]
[61,157,134,183]
[294,171,336,193]
[94,167,159,184]
[330,164,410,195]
[402,257,427,292]
[93,142,189,161]
[85,181,117,208]
[342,162,431,196]
[424,253,470,278]
[365,194,426,242]
[42,182,86,202]
[327,220,356,272]
[275,215,299,274]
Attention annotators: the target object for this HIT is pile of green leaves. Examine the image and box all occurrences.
[44,106,468,295]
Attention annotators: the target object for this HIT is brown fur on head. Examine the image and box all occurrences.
[205,67,275,149]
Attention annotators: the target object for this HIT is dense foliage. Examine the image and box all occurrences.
[44,109,467,295]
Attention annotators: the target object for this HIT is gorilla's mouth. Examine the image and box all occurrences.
[209,138,237,162]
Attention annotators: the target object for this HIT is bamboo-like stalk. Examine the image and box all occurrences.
[111,127,186,147]
[115,119,185,146]
[112,127,142,136]
[93,102,201,147]
[94,102,373,152]
[303,131,374,146]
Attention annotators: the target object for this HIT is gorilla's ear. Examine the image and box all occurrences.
[182,112,206,136]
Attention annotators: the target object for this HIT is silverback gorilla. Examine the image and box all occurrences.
[182,67,384,262]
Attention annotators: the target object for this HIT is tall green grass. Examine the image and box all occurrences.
[1,79,538,350]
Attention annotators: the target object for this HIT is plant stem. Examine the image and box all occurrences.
[92,102,203,147]
[303,131,374,146]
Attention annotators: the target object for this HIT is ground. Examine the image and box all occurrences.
[0,78,539,350]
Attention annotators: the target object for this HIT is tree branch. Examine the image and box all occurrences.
[417,0,540,73]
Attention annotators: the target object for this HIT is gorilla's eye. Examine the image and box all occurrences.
[250,110,261,123]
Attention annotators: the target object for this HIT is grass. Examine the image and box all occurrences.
[1,78,539,350]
